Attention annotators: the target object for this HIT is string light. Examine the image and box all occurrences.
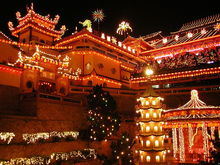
[9,4,66,40]
[178,127,185,162]
[0,38,72,49]
[22,131,79,144]
[188,125,193,153]
[172,128,178,159]
[0,65,22,74]
[142,34,220,59]
[0,149,96,165]
[202,122,209,160]
[131,67,220,83]
[0,132,15,144]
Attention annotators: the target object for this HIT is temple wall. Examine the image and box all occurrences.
[0,38,18,64]
[0,88,137,161]
[0,68,21,88]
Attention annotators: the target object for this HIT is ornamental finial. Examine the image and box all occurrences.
[8,21,14,30]
[16,11,21,19]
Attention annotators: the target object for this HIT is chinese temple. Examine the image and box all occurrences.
[0,3,220,165]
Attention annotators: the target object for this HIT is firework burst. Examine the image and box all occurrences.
[92,9,105,23]
[116,21,132,36]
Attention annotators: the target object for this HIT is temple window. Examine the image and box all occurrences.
[154,126,158,132]
[155,155,160,162]
[153,112,157,118]
[146,156,151,162]
[145,113,149,118]
[146,126,150,132]
[146,140,150,147]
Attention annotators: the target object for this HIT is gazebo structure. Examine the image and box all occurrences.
[163,90,220,163]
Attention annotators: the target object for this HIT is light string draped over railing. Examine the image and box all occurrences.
[0,132,15,144]
[0,149,97,165]
[0,38,73,49]
[22,131,79,144]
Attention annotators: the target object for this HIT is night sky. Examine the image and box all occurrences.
[0,0,219,39]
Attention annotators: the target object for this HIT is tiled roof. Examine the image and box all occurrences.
[147,14,220,49]
[154,29,219,49]
[172,13,220,34]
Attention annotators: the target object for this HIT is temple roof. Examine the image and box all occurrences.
[168,90,220,111]
[172,14,220,34]
[164,90,220,120]
[56,28,146,63]
[8,3,66,40]
[141,14,220,51]
[137,85,160,98]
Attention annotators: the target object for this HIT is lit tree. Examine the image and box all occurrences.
[87,85,121,141]
[111,132,135,165]
[92,9,105,31]
[116,21,132,38]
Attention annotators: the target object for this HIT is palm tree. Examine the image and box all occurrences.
[116,21,132,38]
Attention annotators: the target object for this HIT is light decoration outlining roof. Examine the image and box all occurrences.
[164,90,220,120]
[8,46,81,80]
[8,3,66,40]
[177,90,208,109]
[131,66,220,83]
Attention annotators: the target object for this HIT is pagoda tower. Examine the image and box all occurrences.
[135,87,166,164]
[8,3,66,45]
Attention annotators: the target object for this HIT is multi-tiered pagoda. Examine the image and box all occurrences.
[135,87,166,164]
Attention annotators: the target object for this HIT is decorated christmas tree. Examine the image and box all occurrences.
[111,132,135,165]
[87,85,121,141]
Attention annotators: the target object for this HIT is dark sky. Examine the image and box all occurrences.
[0,0,219,39]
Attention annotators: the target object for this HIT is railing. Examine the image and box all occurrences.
[20,84,220,101]
[154,84,220,95]
[21,92,82,104]
[69,85,138,96]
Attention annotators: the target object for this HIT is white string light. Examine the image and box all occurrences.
[0,149,96,165]
[172,128,178,159]
[202,123,209,160]
[22,131,79,144]
[211,126,215,140]
[178,127,185,162]
[0,132,15,144]
[188,125,193,153]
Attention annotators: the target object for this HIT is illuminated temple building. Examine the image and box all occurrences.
[0,3,220,164]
